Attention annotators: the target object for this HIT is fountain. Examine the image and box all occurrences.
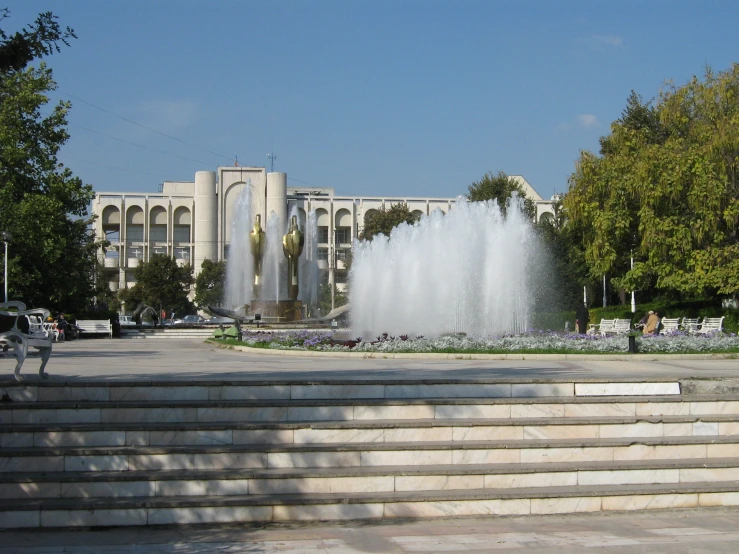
[224,185,318,322]
[349,197,539,338]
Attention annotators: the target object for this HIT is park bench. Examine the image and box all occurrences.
[77,319,112,338]
[660,317,681,333]
[681,317,702,333]
[0,301,53,381]
[695,316,725,335]
[587,319,614,335]
[605,318,632,336]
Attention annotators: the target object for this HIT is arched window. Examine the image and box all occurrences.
[334,208,352,244]
[149,206,168,256]
[173,207,191,260]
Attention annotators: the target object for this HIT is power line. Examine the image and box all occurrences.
[289,176,323,188]
[64,155,173,179]
[69,123,213,166]
[61,91,234,162]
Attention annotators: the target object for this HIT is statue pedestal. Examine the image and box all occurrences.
[250,300,303,323]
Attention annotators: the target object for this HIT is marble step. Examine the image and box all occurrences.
[4,480,739,528]
[3,415,739,448]
[3,458,739,500]
[4,396,738,425]
[3,435,739,473]
[1,380,683,403]
[120,330,216,339]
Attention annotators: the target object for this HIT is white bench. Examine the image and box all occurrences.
[587,319,614,335]
[588,318,631,336]
[696,317,725,335]
[77,319,112,338]
[681,317,702,333]
[0,301,53,381]
[660,317,681,333]
[601,318,631,336]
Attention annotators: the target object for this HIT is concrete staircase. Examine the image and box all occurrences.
[2,378,739,528]
[120,328,216,339]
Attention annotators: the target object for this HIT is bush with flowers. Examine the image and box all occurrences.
[220,328,739,354]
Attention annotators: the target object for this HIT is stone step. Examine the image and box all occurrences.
[3,396,738,424]
[4,480,739,528]
[3,415,738,448]
[121,333,216,340]
[0,380,682,402]
[3,458,739,500]
[3,436,739,473]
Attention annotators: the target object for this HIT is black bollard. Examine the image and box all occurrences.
[628,335,637,353]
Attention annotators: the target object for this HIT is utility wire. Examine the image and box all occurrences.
[289,176,324,188]
[61,91,234,162]
[61,93,333,189]
[69,123,213,166]
[64,155,174,179]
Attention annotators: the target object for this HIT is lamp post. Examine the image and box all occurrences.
[2,231,11,303]
[630,250,636,314]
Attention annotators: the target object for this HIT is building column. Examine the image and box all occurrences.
[193,171,217,277]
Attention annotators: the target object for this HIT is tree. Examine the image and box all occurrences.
[0,10,76,72]
[194,259,226,310]
[124,255,194,322]
[565,65,739,299]
[466,171,536,219]
[0,11,100,311]
[317,277,346,315]
[359,203,420,241]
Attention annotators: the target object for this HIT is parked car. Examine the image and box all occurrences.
[207,316,234,325]
[119,316,136,327]
[176,315,206,326]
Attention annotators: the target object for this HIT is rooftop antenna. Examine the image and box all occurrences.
[267,151,277,172]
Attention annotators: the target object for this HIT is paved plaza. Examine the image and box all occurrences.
[3,507,739,552]
[1,337,738,382]
[3,338,739,552]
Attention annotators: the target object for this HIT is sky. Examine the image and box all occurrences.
[5,0,738,199]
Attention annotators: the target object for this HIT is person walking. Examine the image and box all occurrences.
[56,313,68,342]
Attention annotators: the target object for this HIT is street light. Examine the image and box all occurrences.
[2,231,11,303]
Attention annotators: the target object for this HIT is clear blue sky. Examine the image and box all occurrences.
[5,0,738,199]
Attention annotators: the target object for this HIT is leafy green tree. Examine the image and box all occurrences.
[0,10,75,72]
[117,285,143,315]
[467,171,536,219]
[359,203,420,241]
[531,195,591,311]
[194,259,226,310]
[565,65,739,299]
[125,255,194,323]
[317,278,346,315]
[0,11,100,311]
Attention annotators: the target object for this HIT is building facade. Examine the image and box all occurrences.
[93,167,555,295]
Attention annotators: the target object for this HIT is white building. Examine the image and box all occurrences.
[93,167,554,294]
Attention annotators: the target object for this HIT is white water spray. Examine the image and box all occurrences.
[224,190,320,310]
[260,212,286,301]
[349,198,537,338]
[224,184,255,309]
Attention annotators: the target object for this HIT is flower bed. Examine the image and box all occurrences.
[220,329,739,355]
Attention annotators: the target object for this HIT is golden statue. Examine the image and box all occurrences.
[249,214,265,287]
[282,215,304,300]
